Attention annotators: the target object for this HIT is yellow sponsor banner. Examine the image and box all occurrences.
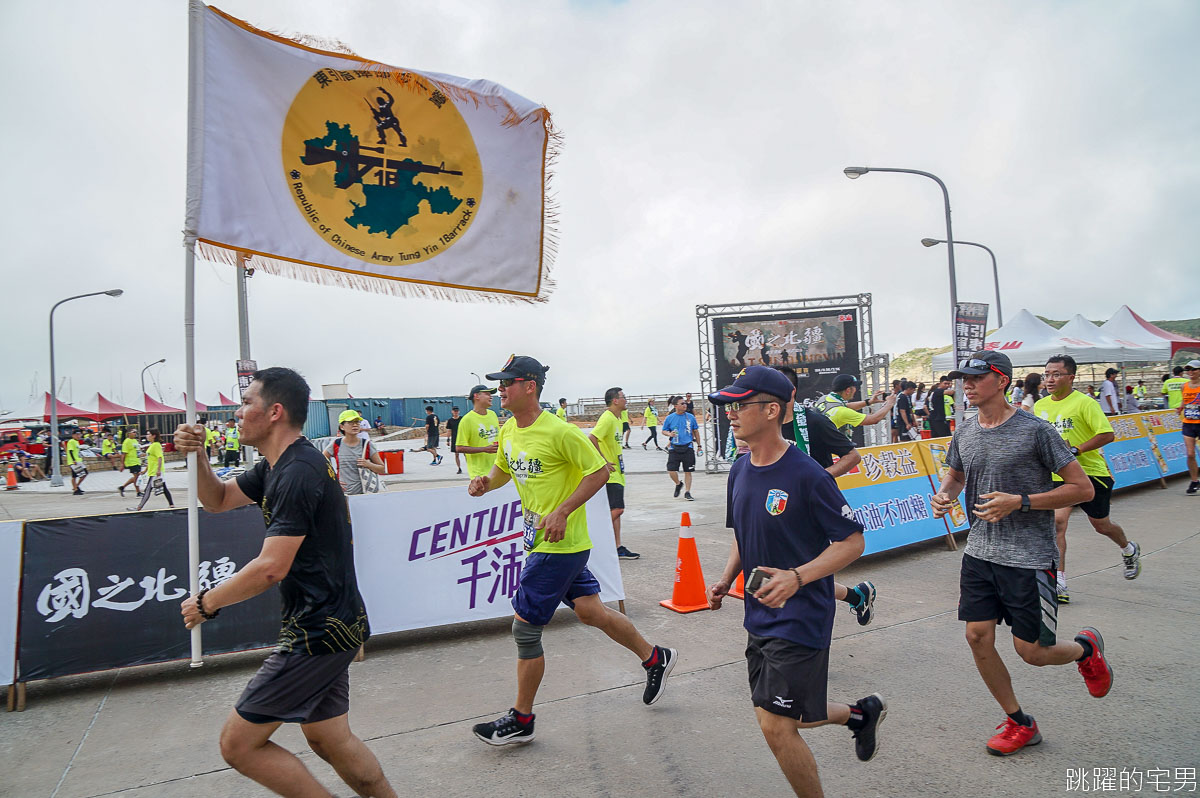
[1139,409,1183,434]
[1108,412,1149,443]
[915,438,969,531]
[834,441,931,491]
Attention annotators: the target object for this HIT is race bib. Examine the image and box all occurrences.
[617,455,625,473]
[522,509,542,551]
[1184,404,1200,422]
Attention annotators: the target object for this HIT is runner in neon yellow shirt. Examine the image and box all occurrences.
[1035,354,1140,604]
[129,428,175,510]
[619,408,631,449]
[119,430,143,498]
[589,387,636,560]
[815,374,895,439]
[65,429,88,494]
[556,397,568,421]
[456,385,500,478]
[1165,369,1187,409]
[467,355,676,745]
[641,402,662,450]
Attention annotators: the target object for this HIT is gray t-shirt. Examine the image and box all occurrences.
[322,436,368,495]
[946,408,1075,569]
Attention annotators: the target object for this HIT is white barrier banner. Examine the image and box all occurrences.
[0,521,21,685]
[350,484,623,635]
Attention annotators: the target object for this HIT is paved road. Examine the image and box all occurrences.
[2,464,1197,797]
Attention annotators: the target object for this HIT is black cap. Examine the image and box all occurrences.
[468,384,496,399]
[486,354,549,383]
[1105,368,1120,377]
[948,350,1013,380]
[831,373,860,392]
[708,366,795,404]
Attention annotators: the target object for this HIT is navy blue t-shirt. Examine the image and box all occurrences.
[726,445,864,649]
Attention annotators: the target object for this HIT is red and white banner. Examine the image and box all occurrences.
[350,485,623,634]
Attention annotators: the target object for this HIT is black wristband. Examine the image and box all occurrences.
[196,587,220,620]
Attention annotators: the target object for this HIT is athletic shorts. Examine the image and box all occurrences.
[666,446,696,472]
[745,633,829,721]
[512,550,600,626]
[127,463,143,474]
[958,554,1057,646]
[605,482,625,510]
[929,419,951,438]
[622,422,631,432]
[235,647,358,725]
[1182,423,1200,439]
[1076,475,1114,519]
[426,431,439,449]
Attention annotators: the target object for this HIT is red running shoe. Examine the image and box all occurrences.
[1076,627,1113,698]
[986,716,1042,756]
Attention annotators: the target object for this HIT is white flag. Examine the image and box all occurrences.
[188,3,557,301]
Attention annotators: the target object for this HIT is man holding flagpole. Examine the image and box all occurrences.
[174,367,394,798]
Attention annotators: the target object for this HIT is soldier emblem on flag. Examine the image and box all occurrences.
[765,489,789,516]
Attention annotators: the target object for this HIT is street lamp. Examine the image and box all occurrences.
[844,166,963,426]
[342,368,361,385]
[49,289,124,486]
[470,372,483,384]
[140,358,166,400]
[922,238,1003,327]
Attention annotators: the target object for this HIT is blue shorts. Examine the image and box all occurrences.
[512,550,600,626]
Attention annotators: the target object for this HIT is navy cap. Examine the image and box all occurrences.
[709,366,795,405]
[486,354,549,383]
[468,384,496,399]
[831,373,860,392]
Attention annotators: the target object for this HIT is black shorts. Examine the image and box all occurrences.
[666,446,696,472]
[605,482,625,510]
[958,554,1057,646]
[425,431,439,449]
[929,419,951,438]
[622,422,631,432]
[1182,423,1200,439]
[746,633,829,721]
[127,463,143,474]
[223,450,239,466]
[235,648,358,725]
[1076,475,1114,519]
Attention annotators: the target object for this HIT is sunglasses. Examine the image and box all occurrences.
[499,378,534,388]
[722,400,773,413]
[958,358,1007,379]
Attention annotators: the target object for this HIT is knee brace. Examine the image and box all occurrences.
[512,618,544,659]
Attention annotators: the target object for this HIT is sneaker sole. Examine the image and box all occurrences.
[473,730,535,746]
[986,731,1042,756]
[856,582,877,626]
[645,648,678,705]
[858,693,887,762]
[618,554,640,560]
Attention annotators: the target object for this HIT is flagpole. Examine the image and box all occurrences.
[185,0,206,668]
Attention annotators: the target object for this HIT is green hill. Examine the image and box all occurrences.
[887,317,1200,382]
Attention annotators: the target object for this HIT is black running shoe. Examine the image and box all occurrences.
[642,646,677,705]
[1188,481,1199,496]
[617,546,640,560]
[472,709,535,746]
[684,491,694,501]
[852,693,887,762]
[674,482,683,498]
[118,486,125,497]
[73,489,84,496]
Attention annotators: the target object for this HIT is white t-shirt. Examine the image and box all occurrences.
[1098,380,1120,414]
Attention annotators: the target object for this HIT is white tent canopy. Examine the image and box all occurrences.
[1057,315,1156,362]
[932,309,1127,372]
[1100,305,1190,360]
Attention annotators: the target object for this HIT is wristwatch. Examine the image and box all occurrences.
[1020,494,1031,513]
[1070,446,1080,457]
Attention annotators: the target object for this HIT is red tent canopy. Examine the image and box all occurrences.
[3,393,93,423]
[75,393,144,421]
[141,394,185,413]
[177,394,208,413]
[219,392,237,406]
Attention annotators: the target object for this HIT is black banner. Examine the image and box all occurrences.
[19,506,279,682]
[712,309,861,451]
[953,302,989,365]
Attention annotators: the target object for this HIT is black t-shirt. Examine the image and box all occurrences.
[425,413,439,434]
[896,393,914,424]
[685,401,695,414]
[445,416,462,438]
[236,437,370,655]
[929,387,946,421]
[782,408,855,469]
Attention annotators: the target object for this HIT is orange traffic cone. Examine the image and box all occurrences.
[728,570,745,600]
[4,461,18,491]
[659,512,709,613]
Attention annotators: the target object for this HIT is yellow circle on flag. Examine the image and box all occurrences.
[281,68,482,267]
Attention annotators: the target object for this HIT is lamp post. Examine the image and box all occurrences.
[844,166,963,425]
[140,358,167,401]
[342,368,361,385]
[921,238,1003,328]
[49,289,124,486]
[470,372,483,384]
